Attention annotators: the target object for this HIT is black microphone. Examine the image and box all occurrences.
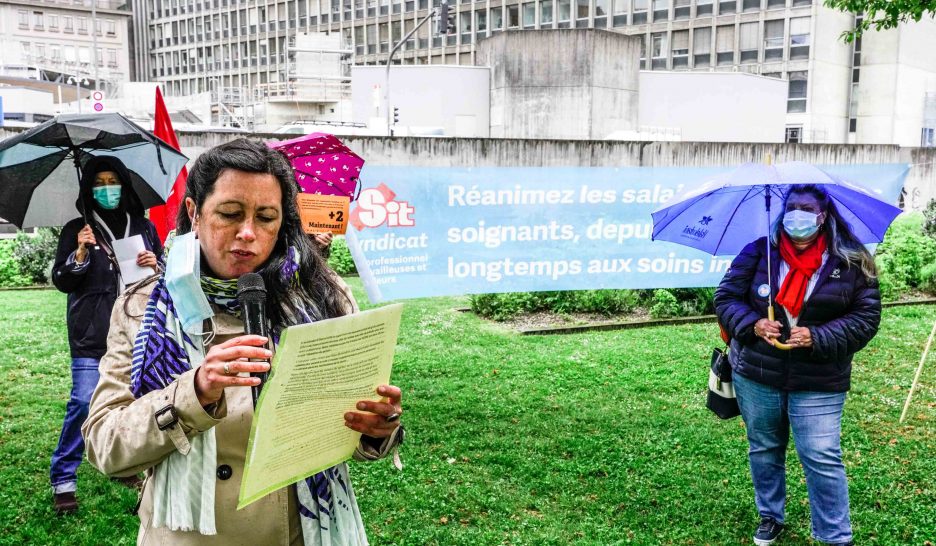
[237,273,269,408]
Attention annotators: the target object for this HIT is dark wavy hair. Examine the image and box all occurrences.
[770,184,877,280]
[176,138,352,326]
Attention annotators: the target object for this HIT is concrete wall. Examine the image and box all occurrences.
[351,65,490,138]
[638,72,788,143]
[859,18,936,147]
[477,30,641,140]
[808,6,855,143]
[1,127,933,211]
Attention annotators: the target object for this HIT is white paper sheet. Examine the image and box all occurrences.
[111,234,149,285]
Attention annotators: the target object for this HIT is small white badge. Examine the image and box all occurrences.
[757,284,771,298]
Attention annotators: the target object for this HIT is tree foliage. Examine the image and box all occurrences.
[824,0,936,41]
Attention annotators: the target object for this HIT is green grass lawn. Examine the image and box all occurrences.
[1,280,934,545]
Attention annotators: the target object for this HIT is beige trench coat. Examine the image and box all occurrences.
[82,277,399,545]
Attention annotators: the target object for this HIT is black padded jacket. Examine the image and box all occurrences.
[714,237,881,392]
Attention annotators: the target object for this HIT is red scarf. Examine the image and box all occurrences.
[776,231,827,318]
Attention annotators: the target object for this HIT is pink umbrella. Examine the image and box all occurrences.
[267,133,364,200]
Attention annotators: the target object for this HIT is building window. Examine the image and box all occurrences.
[674,0,690,18]
[633,0,648,23]
[653,0,669,21]
[542,0,554,24]
[764,20,784,61]
[791,0,810,6]
[848,82,859,133]
[922,128,935,147]
[558,0,572,23]
[64,16,74,33]
[651,32,667,69]
[595,0,609,25]
[78,17,88,34]
[742,0,760,11]
[693,27,711,67]
[672,30,689,67]
[50,46,62,62]
[719,0,735,14]
[575,0,589,26]
[612,0,627,26]
[508,4,520,27]
[18,10,29,29]
[787,71,807,113]
[477,10,488,32]
[789,17,810,59]
[785,126,802,143]
[767,0,784,8]
[523,2,536,27]
[492,6,504,29]
[696,0,713,15]
[716,25,734,65]
[739,22,758,63]
[33,11,44,30]
[48,14,59,30]
[639,35,647,68]
[107,19,117,37]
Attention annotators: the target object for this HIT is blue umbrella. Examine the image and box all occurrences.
[0,113,188,228]
[651,161,903,349]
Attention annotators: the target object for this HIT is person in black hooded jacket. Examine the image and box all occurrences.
[714,184,880,546]
[49,156,163,514]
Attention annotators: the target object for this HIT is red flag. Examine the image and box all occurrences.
[148,86,188,243]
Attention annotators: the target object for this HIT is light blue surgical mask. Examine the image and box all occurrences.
[165,228,215,335]
[92,185,122,210]
[782,209,820,240]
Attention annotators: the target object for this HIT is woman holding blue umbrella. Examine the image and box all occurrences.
[713,184,880,546]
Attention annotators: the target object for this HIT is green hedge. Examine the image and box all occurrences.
[470,288,715,321]
[327,236,357,276]
[0,228,61,288]
[875,213,936,301]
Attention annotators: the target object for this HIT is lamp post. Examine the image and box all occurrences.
[384,6,443,136]
[67,75,91,113]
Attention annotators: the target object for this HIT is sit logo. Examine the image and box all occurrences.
[350,183,416,230]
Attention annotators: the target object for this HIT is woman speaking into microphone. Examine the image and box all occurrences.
[82,139,404,545]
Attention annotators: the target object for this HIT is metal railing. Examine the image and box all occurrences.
[253,81,351,102]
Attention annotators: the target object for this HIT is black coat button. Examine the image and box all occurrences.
[217,464,233,480]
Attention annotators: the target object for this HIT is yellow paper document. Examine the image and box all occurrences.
[238,303,403,510]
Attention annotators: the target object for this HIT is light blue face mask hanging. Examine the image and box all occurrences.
[165,230,215,334]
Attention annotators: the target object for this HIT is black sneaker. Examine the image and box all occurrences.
[753,517,784,545]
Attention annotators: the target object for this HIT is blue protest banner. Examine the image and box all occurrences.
[345,164,910,303]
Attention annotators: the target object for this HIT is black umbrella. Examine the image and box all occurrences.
[0,113,189,228]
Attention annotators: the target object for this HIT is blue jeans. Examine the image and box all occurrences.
[50,358,100,494]
[733,373,852,545]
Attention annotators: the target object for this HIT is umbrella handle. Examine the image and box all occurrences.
[767,306,794,351]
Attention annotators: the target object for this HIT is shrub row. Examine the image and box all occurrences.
[470,288,716,321]
[0,228,60,288]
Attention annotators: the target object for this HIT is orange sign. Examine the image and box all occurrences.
[296,194,350,235]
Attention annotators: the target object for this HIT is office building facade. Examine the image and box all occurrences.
[134,0,935,144]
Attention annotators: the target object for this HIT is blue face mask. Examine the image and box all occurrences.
[165,229,215,335]
[782,209,820,240]
[92,185,122,210]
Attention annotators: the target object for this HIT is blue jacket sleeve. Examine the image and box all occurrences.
[714,240,763,345]
[809,273,881,362]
